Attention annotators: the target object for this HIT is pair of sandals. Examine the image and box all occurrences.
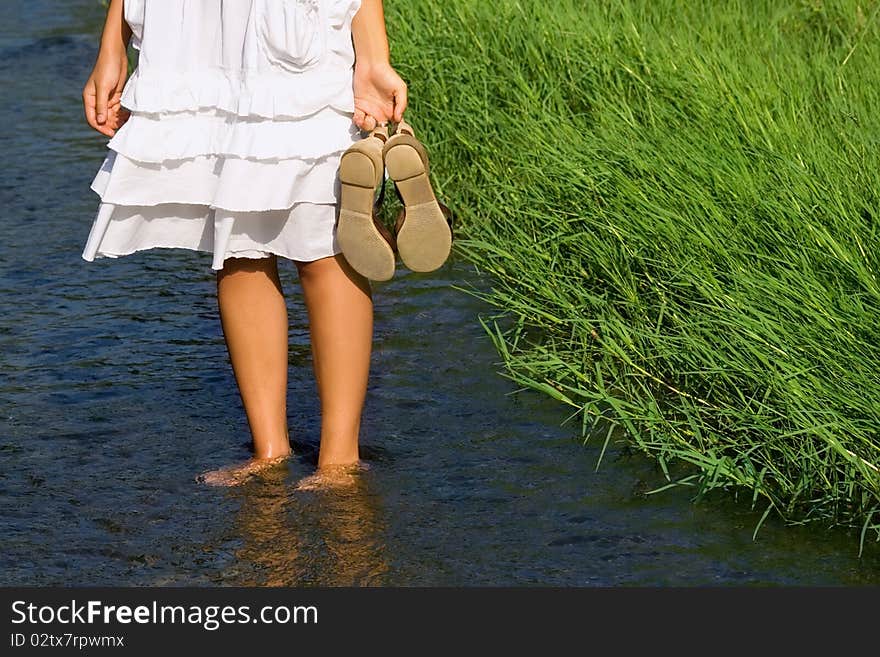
[336,119,453,281]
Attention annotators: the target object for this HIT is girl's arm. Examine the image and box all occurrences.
[82,0,131,136]
[351,0,408,131]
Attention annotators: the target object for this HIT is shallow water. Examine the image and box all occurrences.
[1,1,878,586]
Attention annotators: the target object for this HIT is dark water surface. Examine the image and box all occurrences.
[1,1,878,586]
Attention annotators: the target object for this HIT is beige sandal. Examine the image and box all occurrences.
[336,125,397,281]
[383,119,453,273]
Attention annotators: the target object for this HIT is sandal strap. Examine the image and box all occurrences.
[373,166,387,212]
[394,118,414,137]
[438,201,454,231]
[394,207,406,236]
[373,211,398,252]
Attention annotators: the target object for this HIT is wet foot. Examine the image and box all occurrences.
[294,461,371,491]
[196,454,290,487]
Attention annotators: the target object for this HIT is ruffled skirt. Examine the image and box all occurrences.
[82,0,363,271]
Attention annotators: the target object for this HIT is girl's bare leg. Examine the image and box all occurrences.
[199,255,291,485]
[296,254,373,471]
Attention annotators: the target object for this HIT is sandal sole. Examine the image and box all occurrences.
[336,150,396,282]
[384,143,452,273]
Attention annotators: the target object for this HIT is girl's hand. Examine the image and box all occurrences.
[82,46,130,137]
[352,61,408,132]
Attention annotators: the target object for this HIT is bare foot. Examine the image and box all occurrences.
[294,462,371,491]
[197,454,290,487]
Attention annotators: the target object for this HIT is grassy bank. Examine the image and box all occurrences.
[387,0,880,548]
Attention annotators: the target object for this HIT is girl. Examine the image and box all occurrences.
[81,0,408,486]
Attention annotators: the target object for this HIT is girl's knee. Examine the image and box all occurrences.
[297,254,352,278]
[297,254,371,294]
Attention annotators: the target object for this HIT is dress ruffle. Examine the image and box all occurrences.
[107,107,359,164]
[83,0,364,271]
[82,202,340,271]
[91,151,344,211]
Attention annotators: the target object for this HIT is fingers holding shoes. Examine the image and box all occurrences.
[352,108,386,134]
[364,114,382,132]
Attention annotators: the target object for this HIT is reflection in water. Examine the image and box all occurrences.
[226,465,388,586]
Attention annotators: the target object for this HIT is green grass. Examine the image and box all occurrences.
[386,0,880,549]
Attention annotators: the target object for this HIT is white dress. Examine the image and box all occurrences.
[82,0,363,271]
